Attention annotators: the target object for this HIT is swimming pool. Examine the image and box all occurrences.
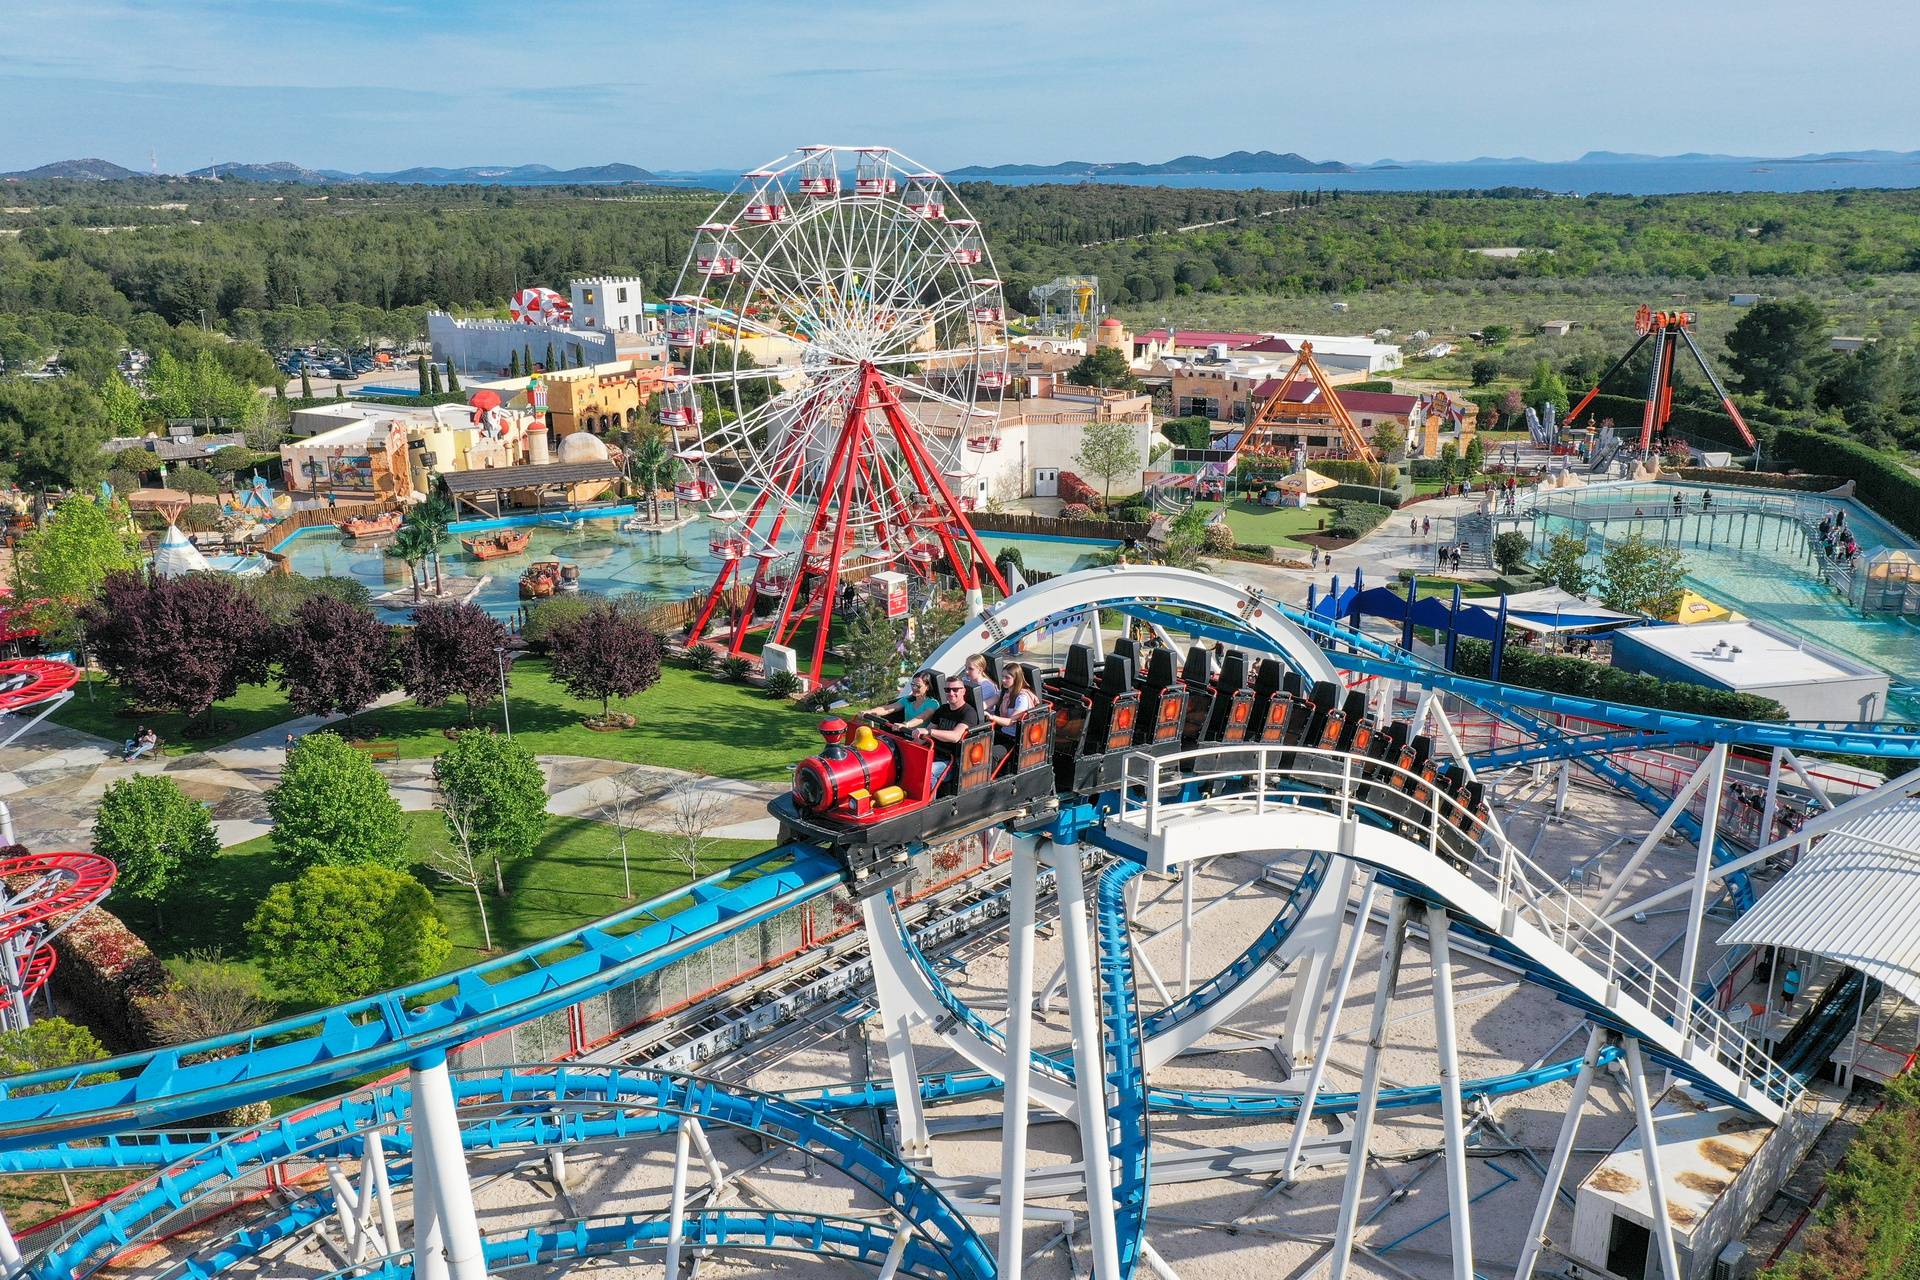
[273,508,1117,617]
[1534,480,1920,712]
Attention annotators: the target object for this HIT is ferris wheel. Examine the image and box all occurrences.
[671,145,1013,685]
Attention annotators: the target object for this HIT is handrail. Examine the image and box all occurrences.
[1113,743,1802,1113]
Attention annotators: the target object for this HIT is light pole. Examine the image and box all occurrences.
[495,648,512,738]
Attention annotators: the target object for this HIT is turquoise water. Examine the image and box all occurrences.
[1536,481,1920,710]
[275,510,1114,616]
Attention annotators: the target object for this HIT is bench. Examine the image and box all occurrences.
[353,740,399,763]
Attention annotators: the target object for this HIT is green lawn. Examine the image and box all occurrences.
[1193,499,1328,547]
[50,674,298,754]
[1405,577,1500,600]
[118,810,766,999]
[367,660,821,782]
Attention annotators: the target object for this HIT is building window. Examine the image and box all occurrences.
[584,289,596,305]
[617,287,628,302]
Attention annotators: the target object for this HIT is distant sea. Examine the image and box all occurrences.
[660,159,1920,195]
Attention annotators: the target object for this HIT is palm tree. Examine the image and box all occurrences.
[405,494,453,593]
[631,433,670,524]
[385,522,435,601]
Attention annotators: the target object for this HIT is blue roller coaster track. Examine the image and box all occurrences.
[9,567,1913,1278]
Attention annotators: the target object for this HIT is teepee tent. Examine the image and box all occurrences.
[152,524,212,578]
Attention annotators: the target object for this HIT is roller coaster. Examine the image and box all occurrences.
[2,570,1916,1280]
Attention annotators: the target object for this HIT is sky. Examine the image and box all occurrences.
[5,0,1917,174]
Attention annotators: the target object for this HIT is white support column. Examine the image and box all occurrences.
[1759,747,1784,844]
[1282,852,1356,1063]
[1426,904,1474,1280]
[1047,843,1122,1280]
[413,1114,447,1280]
[1329,893,1413,1280]
[860,894,932,1162]
[1781,750,1835,812]
[1514,1027,1607,1280]
[1553,758,1570,820]
[366,1129,401,1255]
[998,837,1039,1280]
[326,1159,364,1259]
[1593,751,1718,918]
[1623,1040,1682,1280]
[664,1117,692,1280]
[1675,744,1729,1035]
[1179,861,1194,997]
[409,1053,487,1280]
[1283,872,1377,1181]
[0,1202,24,1278]
[876,1225,913,1280]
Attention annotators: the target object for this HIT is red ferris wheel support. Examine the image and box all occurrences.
[688,362,1011,690]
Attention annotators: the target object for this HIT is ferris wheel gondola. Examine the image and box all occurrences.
[672,145,1012,687]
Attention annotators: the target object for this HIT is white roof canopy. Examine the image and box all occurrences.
[1722,794,1920,1005]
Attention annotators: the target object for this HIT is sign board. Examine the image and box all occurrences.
[866,571,909,620]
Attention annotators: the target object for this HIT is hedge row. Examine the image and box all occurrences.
[1324,500,1393,540]
[50,906,170,1052]
[1454,638,1787,722]
[1579,392,1775,452]
[1771,427,1920,541]
[1057,470,1101,508]
[1674,466,1849,492]
[1761,1073,1920,1280]
[1309,458,1400,489]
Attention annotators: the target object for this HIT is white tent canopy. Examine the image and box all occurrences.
[151,524,212,578]
[1496,586,1640,635]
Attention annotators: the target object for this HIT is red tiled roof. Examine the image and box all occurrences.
[1250,383,1418,415]
[1135,329,1262,349]
[1239,336,1296,354]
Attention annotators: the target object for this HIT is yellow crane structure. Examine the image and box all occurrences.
[1234,342,1377,464]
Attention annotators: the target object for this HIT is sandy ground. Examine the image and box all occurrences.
[125,766,1782,1280]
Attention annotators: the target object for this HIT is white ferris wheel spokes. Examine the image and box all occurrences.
[674,146,1011,684]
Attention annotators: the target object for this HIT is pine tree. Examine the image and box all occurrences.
[544,342,556,372]
[300,367,313,399]
[446,363,461,393]
[428,363,443,395]
[508,350,521,377]
[523,343,534,374]
[417,355,429,394]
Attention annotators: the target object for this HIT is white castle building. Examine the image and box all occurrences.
[428,276,649,376]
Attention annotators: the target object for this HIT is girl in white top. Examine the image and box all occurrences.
[988,664,1038,751]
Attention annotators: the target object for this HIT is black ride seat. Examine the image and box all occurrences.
[1178,645,1218,748]
[1134,648,1187,748]
[1247,658,1285,741]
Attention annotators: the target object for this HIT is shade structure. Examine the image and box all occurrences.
[1276,469,1338,495]
[1664,590,1736,625]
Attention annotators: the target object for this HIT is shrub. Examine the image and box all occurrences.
[92,775,219,901]
[0,1019,105,1087]
[993,545,1025,574]
[1059,502,1095,520]
[1323,501,1392,540]
[762,670,803,699]
[720,655,755,682]
[268,731,410,872]
[1203,522,1236,552]
[798,686,839,712]
[1160,416,1215,450]
[678,644,717,671]
[1453,639,1786,721]
[1492,530,1531,575]
[169,468,220,496]
[1762,1073,1920,1280]
[49,907,169,1050]
[249,865,451,1004]
[1310,459,1400,489]
[520,594,600,654]
[1115,502,1152,524]
[244,573,371,626]
[1057,471,1101,508]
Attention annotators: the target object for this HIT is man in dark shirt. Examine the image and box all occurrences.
[916,677,982,789]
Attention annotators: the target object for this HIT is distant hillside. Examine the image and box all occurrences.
[2,157,141,180]
[4,158,662,186]
[952,150,1351,178]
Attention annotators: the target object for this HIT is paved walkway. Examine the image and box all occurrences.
[0,704,782,855]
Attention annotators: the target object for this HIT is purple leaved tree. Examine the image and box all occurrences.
[398,602,509,723]
[84,571,274,732]
[546,600,663,723]
[279,596,396,729]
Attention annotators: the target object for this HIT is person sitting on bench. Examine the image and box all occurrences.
[122,726,158,762]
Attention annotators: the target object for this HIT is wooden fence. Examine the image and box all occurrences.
[970,512,1142,542]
